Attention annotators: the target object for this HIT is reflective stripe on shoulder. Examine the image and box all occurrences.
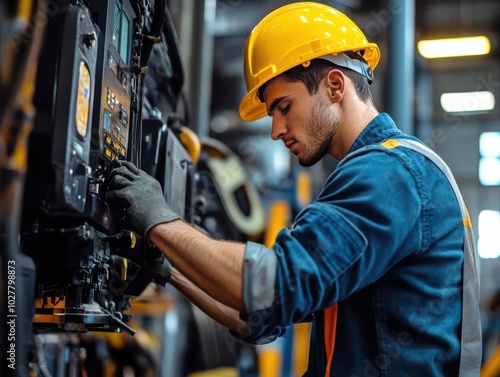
[463,203,473,229]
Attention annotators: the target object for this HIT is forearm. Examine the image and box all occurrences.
[149,220,247,313]
[170,269,249,335]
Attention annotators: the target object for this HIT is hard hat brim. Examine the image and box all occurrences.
[239,85,268,122]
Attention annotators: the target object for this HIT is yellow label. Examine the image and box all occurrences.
[380,139,401,149]
[76,61,91,137]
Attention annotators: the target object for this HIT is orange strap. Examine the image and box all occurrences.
[323,303,338,377]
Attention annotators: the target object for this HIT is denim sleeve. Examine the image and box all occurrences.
[241,149,423,329]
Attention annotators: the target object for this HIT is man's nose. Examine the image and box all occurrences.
[271,117,286,140]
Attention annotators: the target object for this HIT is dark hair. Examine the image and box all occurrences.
[259,52,373,103]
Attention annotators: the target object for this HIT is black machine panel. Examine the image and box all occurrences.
[26,4,97,214]
[20,0,190,335]
[92,0,134,166]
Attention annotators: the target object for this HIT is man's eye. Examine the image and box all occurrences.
[281,105,290,115]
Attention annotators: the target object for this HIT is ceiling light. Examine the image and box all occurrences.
[478,210,500,259]
[440,91,495,113]
[417,36,490,59]
[480,132,500,158]
[479,158,500,186]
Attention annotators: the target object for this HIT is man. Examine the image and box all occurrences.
[106,2,482,376]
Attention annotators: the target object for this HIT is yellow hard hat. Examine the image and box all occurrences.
[239,2,380,122]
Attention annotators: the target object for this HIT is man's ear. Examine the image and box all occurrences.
[326,69,345,103]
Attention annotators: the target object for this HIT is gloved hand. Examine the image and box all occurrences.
[106,160,180,238]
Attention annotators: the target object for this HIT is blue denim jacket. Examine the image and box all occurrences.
[237,113,468,376]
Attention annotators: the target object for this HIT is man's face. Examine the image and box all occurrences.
[263,76,339,167]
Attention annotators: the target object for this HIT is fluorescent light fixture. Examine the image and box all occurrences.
[418,36,490,58]
[480,132,500,158]
[440,91,495,113]
[479,157,500,186]
[478,210,500,259]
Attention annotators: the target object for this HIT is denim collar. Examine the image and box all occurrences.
[344,113,403,158]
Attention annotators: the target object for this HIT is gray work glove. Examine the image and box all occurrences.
[106,160,180,238]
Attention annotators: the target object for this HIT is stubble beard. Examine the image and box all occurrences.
[298,100,338,167]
